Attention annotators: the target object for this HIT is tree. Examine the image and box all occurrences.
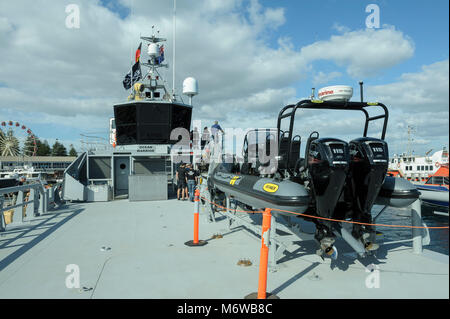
[22,135,36,156]
[36,139,51,156]
[68,144,77,157]
[51,140,67,156]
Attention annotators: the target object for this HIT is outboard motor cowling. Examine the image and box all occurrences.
[348,137,389,249]
[307,138,350,256]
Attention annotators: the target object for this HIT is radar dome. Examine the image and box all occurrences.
[183,77,198,96]
[318,85,353,102]
[148,43,159,57]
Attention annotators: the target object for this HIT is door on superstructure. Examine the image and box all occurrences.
[114,156,130,197]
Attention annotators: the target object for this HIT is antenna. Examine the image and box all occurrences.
[172,0,176,98]
[310,87,315,100]
[407,125,416,157]
[129,0,134,92]
[359,81,364,102]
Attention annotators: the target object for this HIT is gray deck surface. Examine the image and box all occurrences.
[0,199,448,299]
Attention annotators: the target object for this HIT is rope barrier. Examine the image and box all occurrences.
[200,195,449,230]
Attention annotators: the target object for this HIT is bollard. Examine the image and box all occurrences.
[185,189,207,247]
[245,208,279,299]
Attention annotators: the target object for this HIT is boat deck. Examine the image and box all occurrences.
[0,199,448,299]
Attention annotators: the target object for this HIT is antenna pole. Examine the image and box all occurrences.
[359,81,364,102]
[130,0,134,92]
[407,125,415,157]
[172,0,176,98]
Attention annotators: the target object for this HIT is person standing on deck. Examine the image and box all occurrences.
[201,127,210,150]
[192,127,200,149]
[211,121,224,141]
[176,163,188,200]
[186,163,198,202]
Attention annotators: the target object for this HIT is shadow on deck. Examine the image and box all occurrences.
[0,204,85,272]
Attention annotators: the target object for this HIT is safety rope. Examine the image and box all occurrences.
[200,195,449,230]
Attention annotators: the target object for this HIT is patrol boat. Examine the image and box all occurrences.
[0,44,447,299]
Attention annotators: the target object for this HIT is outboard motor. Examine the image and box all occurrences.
[348,137,389,250]
[307,137,350,258]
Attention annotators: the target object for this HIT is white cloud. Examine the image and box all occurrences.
[367,59,449,111]
[365,60,449,154]
[312,71,342,86]
[332,23,350,34]
[301,26,415,78]
[0,0,442,156]
[248,0,285,30]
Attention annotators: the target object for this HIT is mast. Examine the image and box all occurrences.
[138,31,170,101]
[130,0,134,92]
[407,125,415,157]
[173,0,176,99]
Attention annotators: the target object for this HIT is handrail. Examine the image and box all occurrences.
[0,182,62,231]
[0,182,45,195]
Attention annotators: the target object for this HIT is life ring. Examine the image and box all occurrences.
[435,162,440,168]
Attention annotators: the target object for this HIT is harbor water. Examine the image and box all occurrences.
[373,205,449,255]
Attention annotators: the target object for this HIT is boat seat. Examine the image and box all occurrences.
[256,134,277,170]
[278,133,301,171]
[289,135,301,168]
[301,131,319,171]
[278,132,290,169]
[241,162,250,175]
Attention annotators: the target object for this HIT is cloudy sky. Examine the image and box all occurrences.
[0,0,448,156]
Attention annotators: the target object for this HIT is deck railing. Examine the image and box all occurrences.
[0,183,62,232]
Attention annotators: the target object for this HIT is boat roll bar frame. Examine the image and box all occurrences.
[277,99,389,175]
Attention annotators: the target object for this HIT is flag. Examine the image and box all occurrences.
[135,42,142,63]
[123,61,142,90]
[157,45,165,64]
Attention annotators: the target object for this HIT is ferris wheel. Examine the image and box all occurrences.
[0,121,37,157]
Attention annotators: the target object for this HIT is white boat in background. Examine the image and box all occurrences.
[388,147,449,183]
[0,165,47,185]
[415,163,449,216]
